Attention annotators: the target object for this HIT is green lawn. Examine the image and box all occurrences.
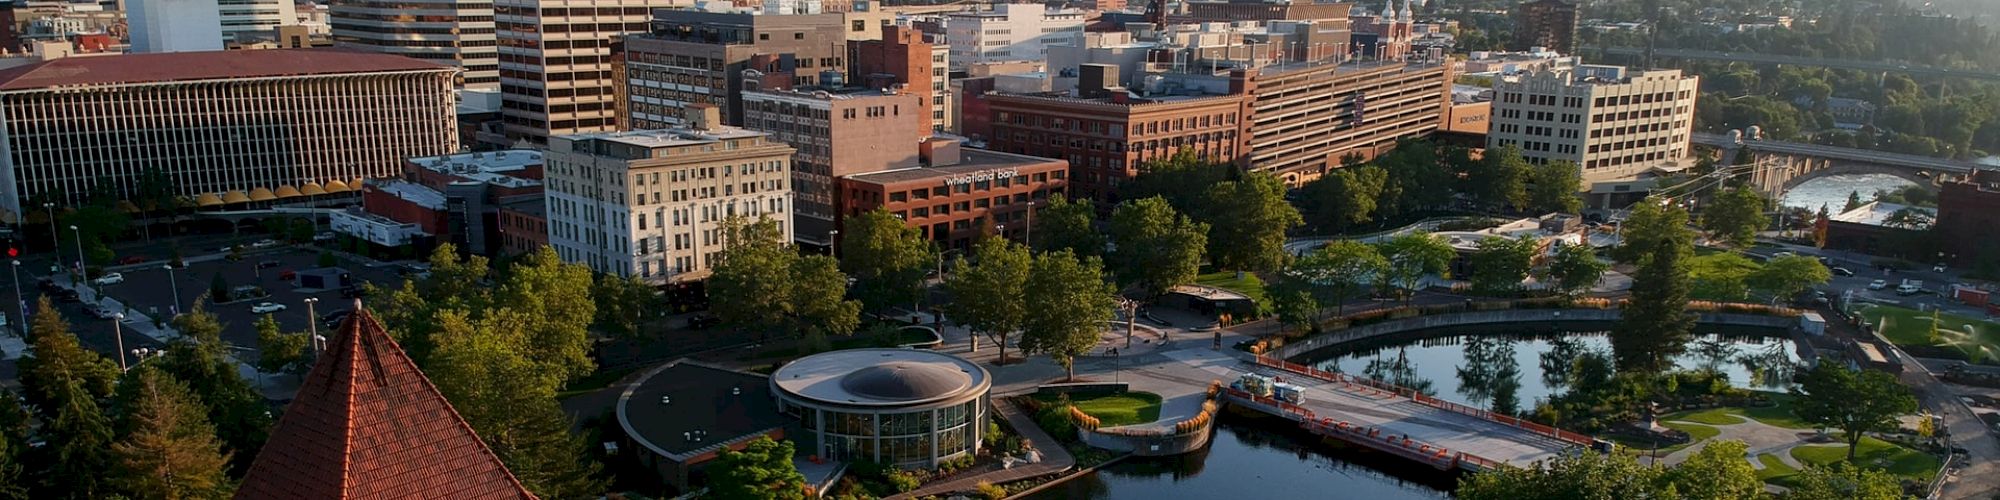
[1790,436,1942,483]
[1608,421,1717,457]
[1036,392,1164,427]
[1659,394,1814,430]
[1667,408,1748,426]
[1755,453,1800,486]
[1851,304,2000,362]
[1196,271,1269,308]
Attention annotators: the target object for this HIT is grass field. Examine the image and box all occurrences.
[1196,271,1270,309]
[1790,436,1941,483]
[1851,304,2000,362]
[1755,454,1801,486]
[1037,392,1164,427]
[1661,394,1812,430]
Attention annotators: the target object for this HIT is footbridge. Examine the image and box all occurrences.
[1693,131,1988,201]
[1213,356,1585,471]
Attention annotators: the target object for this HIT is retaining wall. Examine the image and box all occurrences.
[1270,309,1795,360]
[1076,421,1214,457]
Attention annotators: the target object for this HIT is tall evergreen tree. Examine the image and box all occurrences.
[109,367,233,500]
[160,302,272,474]
[36,378,114,498]
[17,298,118,409]
[1611,237,1695,373]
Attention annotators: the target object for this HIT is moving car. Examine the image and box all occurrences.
[249,302,287,313]
[92,273,123,285]
[1897,283,1924,296]
[313,232,337,242]
[52,288,80,302]
[117,255,147,265]
[251,239,281,249]
[1935,263,1948,273]
[1832,267,1855,277]
[256,260,281,269]
[322,310,352,327]
[1868,279,1889,290]
[88,305,118,319]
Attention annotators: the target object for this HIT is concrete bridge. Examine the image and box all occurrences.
[1693,131,1987,201]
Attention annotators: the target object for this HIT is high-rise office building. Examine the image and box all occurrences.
[850,24,938,133]
[218,0,298,42]
[1487,65,1699,186]
[0,49,459,217]
[1513,0,1577,54]
[943,3,1084,68]
[126,0,225,53]
[331,0,499,89]
[495,0,673,144]
[1225,60,1453,184]
[740,86,924,244]
[543,105,796,282]
[620,9,850,130]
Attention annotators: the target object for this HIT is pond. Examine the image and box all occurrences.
[1024,323,1802,499]
[1299,324,1801,414]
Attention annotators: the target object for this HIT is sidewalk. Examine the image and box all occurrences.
[889,398,1075,499]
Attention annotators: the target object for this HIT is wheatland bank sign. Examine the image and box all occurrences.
[943,168,1018,187]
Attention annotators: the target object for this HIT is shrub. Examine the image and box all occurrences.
[1036,403,1076,439]
[886,469,921,493]
[976,481,1007,500]
[983,422,1005,450]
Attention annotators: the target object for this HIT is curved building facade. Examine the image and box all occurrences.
[771,349,991,468]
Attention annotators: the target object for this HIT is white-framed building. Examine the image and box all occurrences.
[1487,65,1699,185]
[943,3,1084,69]
[332,0,498,89]
[126,0,226,53]
[331,208,428,247]
[0,49,459,219]
[218,0,299,42]
[543,105,795,282]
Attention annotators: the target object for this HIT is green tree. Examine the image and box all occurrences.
[160,302,273,474]
[1844,190,1864,212]
[1784,462,1905,500]
[1688,253,1760,301]
[208,273,229,304]
[17,298,118,410]
[709,217,800,335]
[1296,165,1386,232]
[1125,149,1232,214]
[592,274,659,339]
[1291,241,1387,315]
[1749,255,1831,301]
[252,314,309,375]
[1203,173,1303,272]
[1034,193,1103,258]
[493,246,598,386]
[1469,236,1538,295]
[942,238,1032,363]
[1269,279,1319,333]
[16,299,117,498]
[1881,207,1934,229]
[109,367,233,500]
[0,389,26,500]
[1107,197,1207,299]
[1527,160,1585,214]
[1701,187,1769,247]
[1539,242,1607,298]
[1791,363,1919,461]
[1373,140,1452,220]
[708,436,808,500]
[426,309,605,498]
[1456,446,1664,500]
[1467,144,1531,210]
[1662,440,1762,500]
[788,254,862,342]
[1375,233,1454,303]
[1611,199,1694,264]
[839,208,934,314]
[1613,237,1695,373]
[1020,250,1116,381]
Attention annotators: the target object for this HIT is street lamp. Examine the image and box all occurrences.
[162,264,181,317]
[112,312,127,371]
[303,297,319,357]
[7,260,20,335]
[827,229,840,257]
[68,225,84,285]
[41,202,55,258]
[1025,200,1036,249]
[996,224,1005,241]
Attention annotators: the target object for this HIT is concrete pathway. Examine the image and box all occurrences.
[1654,415,1815,469]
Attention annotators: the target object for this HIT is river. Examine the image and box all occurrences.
[1779,173,1919,211]
[1026,326,1796,499]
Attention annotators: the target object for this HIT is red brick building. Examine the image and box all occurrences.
[839,138,1069,250]
[850,25,936,133]
[1939,169,2000,266]
[339,149,547,256]
[985,84,1248,204]
[496,199,549,257]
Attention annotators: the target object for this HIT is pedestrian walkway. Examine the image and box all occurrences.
[889,395,1075,499]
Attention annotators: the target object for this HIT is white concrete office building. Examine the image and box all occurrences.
[332,0,499,89]
[219,0,299,41]
[543,105,795,282]
[943,3,1084,68]
[1487,65,1700,185]
[496,0,675,143]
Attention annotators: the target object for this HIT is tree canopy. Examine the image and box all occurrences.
[1701,187,1769,248]
[1792,363,1919,461]
[708,437,808,500]
[1019,250,1117,381]
[942,238,1032,363]
[1107,197,1207,298]
[1375,233,1455,302]
[839,208,934,314]
[1202,173,1303,272]
[709,217,861,340]
[1033,193,1104,258]
[1291,240,1388,315]
[1539,242,1607,298]
[1469,236,1538,295]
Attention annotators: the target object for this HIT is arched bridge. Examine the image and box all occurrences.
[1692,132,1987,201]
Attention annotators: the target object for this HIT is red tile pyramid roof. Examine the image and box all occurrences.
[235,303,536,500]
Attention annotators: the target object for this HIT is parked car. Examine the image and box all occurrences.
[278,270,296,281]
[36,277,59,292]
[321,309,352,327]
[1897,282,1925,295]
[117,255,147,265]
[88,305,118,319]
[1832,267,1855,277]
[1868,279,1889,290]
[92,273,123,285]
[251,239,281,248]
[313,232,337,242]
[340,284,369,298]
[249,302,287,313]
[1935,263,1948,273]
[686,314,720,330]
[256,260,281,269]
[51,288,79,302]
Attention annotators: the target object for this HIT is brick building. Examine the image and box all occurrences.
[838,137,1069,249]
[985,64,1248,204]
[336,150,545,256]
[1208,60,1452,184]
[1513,0,1578,54]
[1939,169,2000,267]
[740,87,926,246]
[622,10,852,129]
[850,24,940,132]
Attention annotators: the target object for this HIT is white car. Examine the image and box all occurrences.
[251,239,281,248]
[92,273,123,285]
[249,302,287,313]
[1868,279,1888,290]
[1934,264,1948,273]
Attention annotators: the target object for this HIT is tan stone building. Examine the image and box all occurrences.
[543,105,795,283]
[1487,65,1698,185]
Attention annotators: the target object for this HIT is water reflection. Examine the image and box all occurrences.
[1027,415,1454,500]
